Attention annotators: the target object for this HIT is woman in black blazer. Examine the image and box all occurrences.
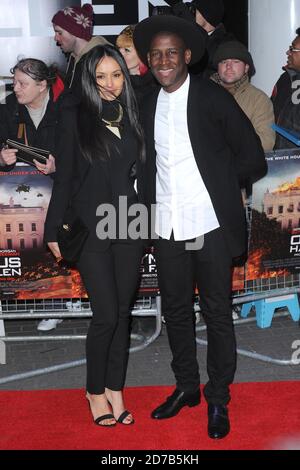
[45,44,145,427]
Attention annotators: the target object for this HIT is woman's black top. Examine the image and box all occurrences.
[44,99,141,251]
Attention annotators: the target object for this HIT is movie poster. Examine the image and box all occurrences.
[246,148,300,280]
[0,165,75,299]
[0,166,159,300]
[139,247,158,295]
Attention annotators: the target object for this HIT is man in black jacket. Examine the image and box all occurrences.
[164,0,234,77]
[271,28,300,149]
[134,15,266,439]
[192,0,234,76]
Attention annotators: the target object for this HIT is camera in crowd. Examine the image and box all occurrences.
[152,1,196,19]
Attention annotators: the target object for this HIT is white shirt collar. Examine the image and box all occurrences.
[161,74,190,100]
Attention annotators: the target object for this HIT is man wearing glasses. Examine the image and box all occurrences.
[272,28,300,148]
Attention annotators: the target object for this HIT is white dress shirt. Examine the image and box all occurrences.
[154,75,220,241]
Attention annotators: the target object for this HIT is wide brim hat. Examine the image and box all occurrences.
[133,15,207,66]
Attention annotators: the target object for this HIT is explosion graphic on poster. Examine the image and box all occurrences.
[247,149,300,281]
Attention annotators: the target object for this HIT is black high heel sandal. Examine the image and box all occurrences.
[86,396,116,427]
[94,413,116,427]
[116,410,135,425]
[106,396,135,425]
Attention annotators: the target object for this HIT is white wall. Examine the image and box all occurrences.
[0,0,80,80]
[249,0,300,95]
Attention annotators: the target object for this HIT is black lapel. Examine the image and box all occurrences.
[187,74,201,159]
[146,87,160,156]
[144,87,160,204]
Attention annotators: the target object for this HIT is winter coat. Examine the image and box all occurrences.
[0,77,78,172]
[211,74,275,151]
[271,68,300,149]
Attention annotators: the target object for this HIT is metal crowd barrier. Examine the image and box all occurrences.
[0,295,162,352]
[0,296,162,355]
[0,295,162,385]
[196,273,300,365]
[1,274,299,382]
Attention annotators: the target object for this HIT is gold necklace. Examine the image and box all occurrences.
[102,103,123,139]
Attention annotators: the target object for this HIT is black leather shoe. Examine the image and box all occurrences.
[151,388,200,419]
[208,404,230,439]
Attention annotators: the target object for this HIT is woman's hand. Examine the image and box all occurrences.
[47,241,62,262]
[34,154,56,175]
[0,147,17,166]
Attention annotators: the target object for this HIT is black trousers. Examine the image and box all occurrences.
[155,228,237,405]
[77,242,143,394]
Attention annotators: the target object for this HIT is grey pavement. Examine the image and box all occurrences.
[0,304,300,391]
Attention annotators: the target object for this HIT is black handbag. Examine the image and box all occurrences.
[57,208,89,264]
[57,167,90,264]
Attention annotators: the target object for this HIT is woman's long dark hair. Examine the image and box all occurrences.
[78,44,145,162]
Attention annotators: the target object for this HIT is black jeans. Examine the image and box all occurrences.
[77,242,143,394]
[155,228,237,405]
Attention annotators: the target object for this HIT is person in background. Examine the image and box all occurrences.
[211,40,275,152]
[116,24,157,103]
[192,0,234,77]
[0,59,65,174]
[0,58,76,331]
[52,3,108,98]
[166,0,234,77]
[272,27,300,149]
[133,14,267,439]
[44,44,145,427]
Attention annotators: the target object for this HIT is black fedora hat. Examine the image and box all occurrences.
[133,15,207,66]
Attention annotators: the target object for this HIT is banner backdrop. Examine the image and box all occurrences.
[0,164,158,299]
[246,148,300,280]
[2,149,300,299]
[0,165,73,299]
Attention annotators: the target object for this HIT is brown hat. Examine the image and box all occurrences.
[133,14,207,66]
[52,4,94,41]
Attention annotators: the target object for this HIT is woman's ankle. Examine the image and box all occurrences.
[86,391,107,401]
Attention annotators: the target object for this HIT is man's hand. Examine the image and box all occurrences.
[0,147,17,166]
[172,1,196,22]
[47,241,62,262]
[34,154,56,175]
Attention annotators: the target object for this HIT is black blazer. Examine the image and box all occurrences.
[139,74,267,258]
[44,110,141,252]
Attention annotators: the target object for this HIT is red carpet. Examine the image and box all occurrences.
[0,382,300,450]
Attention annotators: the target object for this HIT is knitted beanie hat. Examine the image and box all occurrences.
[213,40,256,77]
[52,4,94,41]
